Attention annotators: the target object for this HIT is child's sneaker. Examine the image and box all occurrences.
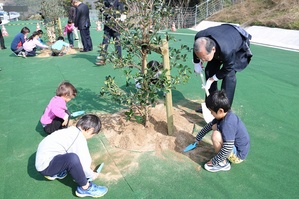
[204,161,231,172]
[21,51,27,58]
[44,170,67,180]
[76,182,108,198]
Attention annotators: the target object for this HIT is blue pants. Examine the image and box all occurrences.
[79,28,93,51]
[39,153,88,187]
[99,26,122,60]
[26,48,37,57]
[67,32,74,45]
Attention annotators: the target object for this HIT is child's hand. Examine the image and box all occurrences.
[62,120,68,126]
[91,172,100,180]
[62,115,69,126]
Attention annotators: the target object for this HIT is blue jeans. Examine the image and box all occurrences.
[99,26,122,60]
[67,32,74,45]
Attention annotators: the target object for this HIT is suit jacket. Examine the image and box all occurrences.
[75,3,91,30]
[193,24,252,79]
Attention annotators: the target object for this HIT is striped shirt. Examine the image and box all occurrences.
[196,111,250,166]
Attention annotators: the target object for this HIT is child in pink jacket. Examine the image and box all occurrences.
[64,20,75,48]
[40,81,77,134]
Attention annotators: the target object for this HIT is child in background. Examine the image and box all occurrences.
[51,36,70,56]
[35,114,108,198]
[23,31,49,58]
[135,60,163,89]
[147,60,163,85]
[40,81,77,134]
[10,27,30,56]
[64,20,75,48]
[0,18,7,50]
[37,30,46,45]
[192,90,250,172]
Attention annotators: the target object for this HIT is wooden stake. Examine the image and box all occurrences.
[57,17,62,36]
[161,39,174,135]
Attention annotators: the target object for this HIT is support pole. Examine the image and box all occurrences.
[160,39,174,135]
[57,17,62,36]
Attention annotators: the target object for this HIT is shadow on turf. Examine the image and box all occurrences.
[68,87,126,114]
[27,152,78,196]
[35,121,48,137]
[71,53,97,64]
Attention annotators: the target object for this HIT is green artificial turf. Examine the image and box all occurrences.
[0,20,299,199]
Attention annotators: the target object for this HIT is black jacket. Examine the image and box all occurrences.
[101,0,124,31]
[75,3,91,30]
[68,6,76,23]
[193,24,252,79]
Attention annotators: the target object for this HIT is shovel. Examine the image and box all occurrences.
[71,110,85,118]
[96,162,104,173]
[199,72,214,123]
[183,141,198,152]
[88,163,104,181]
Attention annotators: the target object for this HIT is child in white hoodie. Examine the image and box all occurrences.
[23,31,48,57]
[35,114,108,198]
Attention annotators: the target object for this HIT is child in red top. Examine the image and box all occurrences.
[63,20,75,48]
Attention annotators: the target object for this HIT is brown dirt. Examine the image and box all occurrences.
[36,48,78,58]
[74,103,217,183]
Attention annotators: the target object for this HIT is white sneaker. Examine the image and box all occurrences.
[21,52,27,58]
[204,161,231,172]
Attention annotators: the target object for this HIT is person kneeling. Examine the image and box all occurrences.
[35,114,108,197]
[193,90,250,172]
[51,36,70,56]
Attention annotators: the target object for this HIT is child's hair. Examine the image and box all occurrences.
[27,31,40,41]
[68,20,73,24]
[37,30,44,35]
[206,90,231,113]
[55,81,77,97]
[76,114,102,134]
[147,60,162,73]
[57,36,65,41]
[21,27,30,34]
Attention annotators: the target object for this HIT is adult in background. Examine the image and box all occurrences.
[95,0,125,66]
[0,18,7,50]
[193,24,253,113]
[72,0,93,52]
[68,3,79,40]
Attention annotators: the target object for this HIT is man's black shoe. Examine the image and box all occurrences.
[195,108,202,113]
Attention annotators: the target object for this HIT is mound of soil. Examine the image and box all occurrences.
[70,103,216,183]
[36,48,78,58]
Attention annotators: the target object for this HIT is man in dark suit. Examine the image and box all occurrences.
[193,24,252,112]
[72,0,93,52]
